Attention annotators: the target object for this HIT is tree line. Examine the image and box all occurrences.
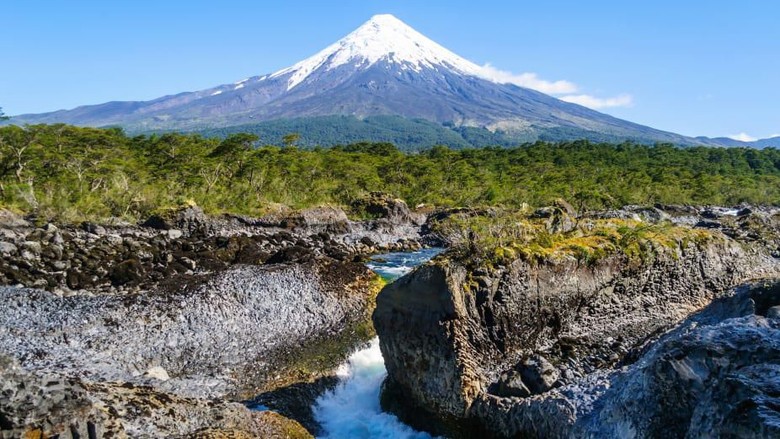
[0,123,778,222]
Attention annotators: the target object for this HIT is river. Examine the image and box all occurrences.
[312,248,443,439]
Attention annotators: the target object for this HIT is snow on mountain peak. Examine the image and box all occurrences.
[269,14,485,90]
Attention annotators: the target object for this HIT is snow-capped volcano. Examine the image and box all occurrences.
[270,14,485,90]
[10,14,705,147]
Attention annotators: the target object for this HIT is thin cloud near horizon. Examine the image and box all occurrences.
[727,132,780,142]
[479,63,633,110]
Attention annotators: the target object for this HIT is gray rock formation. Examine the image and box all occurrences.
[0,255,375,437]
[350,192,427,225]
[468,280,780,438]
[0,202,430,436]
[374,230,780,437]
[592,204,780,257]
[0,258,380,401]
[0,354,312,438]
[570,280,780,438]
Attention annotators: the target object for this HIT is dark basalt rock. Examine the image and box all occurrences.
[517,355,559,394]
[109,258,144,286]
[81,221,106,235]
[0,354,123,438]
[267,245,315,264]
[695,219,722,229]
[570,280,780,438]
[491,370,531,398]
[0,205,430,295]
[141,206,212,236]
[374,230,780,438]
[248,375,340,435]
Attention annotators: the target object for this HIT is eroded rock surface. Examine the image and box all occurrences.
[0,258,381,401]
[0,202,431,437]
[455,280,780,438]
[0,256,376,437]
[374,229,780,437]
[570,281,780,438]
[0,354,312,438]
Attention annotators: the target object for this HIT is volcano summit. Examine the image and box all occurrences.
[11,14,719,146]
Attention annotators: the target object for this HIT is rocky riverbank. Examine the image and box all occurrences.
[2,200,778,437]
[0,194,430,438]
[0,193,427,296]
[374,204,780,438]
[0,354,311,438]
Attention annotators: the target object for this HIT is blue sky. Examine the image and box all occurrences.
[1,0,778,140]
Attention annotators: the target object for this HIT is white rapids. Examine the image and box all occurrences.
[312,248,443,439]
[312,338,435,439]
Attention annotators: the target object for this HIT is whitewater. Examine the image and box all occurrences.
[312,248,442,439]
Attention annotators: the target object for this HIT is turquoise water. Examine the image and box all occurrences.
[313,248,444,439]
[365,247,444,282]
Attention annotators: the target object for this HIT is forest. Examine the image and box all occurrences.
[0,123,779,222]
[195,115,667,150]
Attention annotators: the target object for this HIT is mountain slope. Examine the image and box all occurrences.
[695,135,780,149]
[6,14,756,147]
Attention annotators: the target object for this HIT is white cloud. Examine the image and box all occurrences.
[477,64,633,110]
[728,132,758,142]
[479,64,578,94]
[770,134,780,138]
[559,94,634,109]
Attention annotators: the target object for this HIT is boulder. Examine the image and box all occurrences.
[267,245,315,264]
[142,206,212,236]
[0,241,17,256]
[109,259,144,286]
[281,206,351,234]
[531,199,577,233]
[351,192,424,225]
[0,209,29,228]
[144,366,170,381]
[21,240,42,254]
[81,221,106,235]
[493,371,531,398]
[625,205,669,223]
[518,355,559,394]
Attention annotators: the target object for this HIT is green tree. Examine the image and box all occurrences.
[0,125,40,183]
[282,132,300,149]
[208,133,259,186]
[0,124,779,221]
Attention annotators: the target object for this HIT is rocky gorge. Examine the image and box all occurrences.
[0,194,428,438]
[1,198,779,438]
[374,204,780,437]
